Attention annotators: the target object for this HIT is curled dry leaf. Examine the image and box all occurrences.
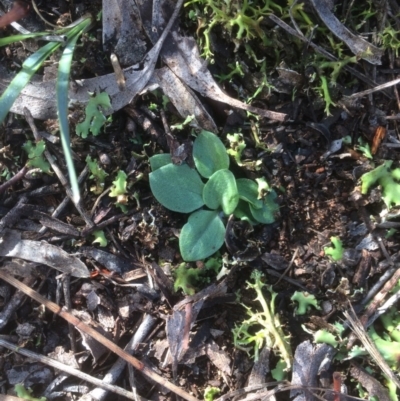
[290,340,336,401]
[309,0,383,65]
[0,229,89,278]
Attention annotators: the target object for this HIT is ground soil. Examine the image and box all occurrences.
[0,1,399,401]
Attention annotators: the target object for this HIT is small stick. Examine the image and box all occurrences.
[110,53,126,91]
[0,165,29,194]
[347,78,400,99]
[343,306,400,389]
[0,270,200,401]
[332,372,341,401]
[62,274,78,354]
[38,166,89,235]
[24,107,94,227]
[0,337,141,400]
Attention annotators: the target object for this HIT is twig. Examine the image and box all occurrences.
[274,247,299,287]
[0,195,27,234]
[62,274,78,354]
[38,166,89,235]
[347,77,400,98]
[0,270,200,401]
[0,337,141,400]
[343,306,400,389]
[0,272,36,330]
[0,165,29,194]
[79,314,157,401]
[332,372,341,401]
[268,14,388,95]
[23,107,94,227]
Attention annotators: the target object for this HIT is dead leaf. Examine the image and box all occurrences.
[160,32,288,122]
[153,67,217,131]
[309,0,383,65]
[0,230,89,278]
[350,364,390,401]
[290,340,336,401]
[102,0,147,66]
[205,340,232,375]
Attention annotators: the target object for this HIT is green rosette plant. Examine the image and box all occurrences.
[149,130,279,261]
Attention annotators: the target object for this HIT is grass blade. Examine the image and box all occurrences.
[0,32,56,46]
[57,17,92,203]
[0,41,61,124]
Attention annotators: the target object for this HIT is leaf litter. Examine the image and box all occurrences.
[0,0,400,400]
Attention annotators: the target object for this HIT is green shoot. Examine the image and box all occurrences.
[291,291,320,315]
[232,270,292,369]
[324,237,344,261]
[22,140,51,174]
[76,92,112,138]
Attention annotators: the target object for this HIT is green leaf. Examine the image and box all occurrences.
[180,210,225,261]
[203,169,239,214]
[0,41,61,125]
[193,130,229,178]
[22,140,51,174]
[149,163,204,213]
[76,92,112,138]
[173,263,202,295]
[324,236,344,261]
[86,155,108,194]
[291,291,320,315]
[92,230,107,247]
[57,25,91,204]
[233,200,257,224]
[109,170,127,197]
[149,153,172,171]
[361,160,400,208]
[14,384,46,401]
[204,387,221,401]
[271,360,288,381]
[236,178,263,209]
[0,32,56,47]
[249,191,279,224]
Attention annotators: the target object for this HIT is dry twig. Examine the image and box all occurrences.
[0,270,200,401]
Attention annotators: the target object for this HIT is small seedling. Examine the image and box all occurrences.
[22,140,51,174]
[324,236,344,261]
[232,270,292,371]
[86,155,108,194]
[291,291,320,315]
[173,263,203,295]
[14,384,46,401]
[204,387,220,401]
[173,256,222,295]
[92,230,107,247]
[0,15,93,203]
[314,329,339,347]
[361,160,400,208]
[342,136,373,159]
[76,92,112,138]
[149,130,279,261]
[109,170,129,212]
